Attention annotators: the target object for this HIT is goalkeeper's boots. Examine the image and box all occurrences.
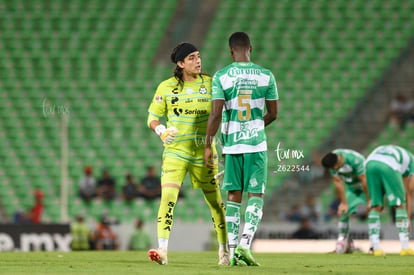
[234,245,260,266]
[148,248,168,265]
[218,248,230,265]
[400,248,414,256]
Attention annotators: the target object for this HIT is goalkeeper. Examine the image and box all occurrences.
[146,42,228,265]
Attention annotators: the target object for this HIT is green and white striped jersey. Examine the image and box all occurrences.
[366,145,414,177]
[212,62,278,154]
[331,149,365,189]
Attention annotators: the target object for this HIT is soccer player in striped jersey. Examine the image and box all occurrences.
[204,32,278,266]
[321,149,369,253]
[147,42,228,265]
[365,145,414,256]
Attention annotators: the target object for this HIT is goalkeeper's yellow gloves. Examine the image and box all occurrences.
[154,124,178,145]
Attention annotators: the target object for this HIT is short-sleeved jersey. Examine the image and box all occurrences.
[331,149,365,190]
[212,62,278,154]
[366,145,414,177]
[148,74,213,164]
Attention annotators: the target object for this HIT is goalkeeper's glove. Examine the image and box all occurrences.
[154,124,178,145]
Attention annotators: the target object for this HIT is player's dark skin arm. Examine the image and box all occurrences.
[264,100,278,126]
[204,99,224,169]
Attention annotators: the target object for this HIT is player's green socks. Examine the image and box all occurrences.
[338,214,349,240]
[368,210,381,250]
[395,208,409,249]
[239,197,264,249]
[157,187,180,240]
[226,201,241,258]
[203,190,227,246]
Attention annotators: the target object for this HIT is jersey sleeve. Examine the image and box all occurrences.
[354,156,366,176]
[147,82,167,126]
[212,73,225,100]
[266,72,278,100]
[403,153,414,177]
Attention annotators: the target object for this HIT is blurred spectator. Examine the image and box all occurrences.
[284,203,303,223]
[97,169,116,201]
[300,194,321,223]
[79,166,97,203]
[92,216,119,250]
[28,189,44,224]
[129,219,152,251]
[389,94,414,130]
[122,173,138,203]
[137,166,161,200]
[71,215,91,251]
[290,217,320,239]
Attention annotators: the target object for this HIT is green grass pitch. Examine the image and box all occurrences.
[0,251,412,275]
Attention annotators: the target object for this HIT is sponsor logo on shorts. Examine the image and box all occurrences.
[222,182,232,188]
[249,178,258,188]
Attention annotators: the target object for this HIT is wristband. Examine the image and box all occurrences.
[154,124,166,136]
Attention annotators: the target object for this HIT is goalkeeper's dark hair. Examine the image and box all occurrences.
[229,31,251,50]
[321,152,338,169]
[170,42,208,91]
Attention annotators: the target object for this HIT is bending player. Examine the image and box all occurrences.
[365,145,414,256]
[321,149,369,253]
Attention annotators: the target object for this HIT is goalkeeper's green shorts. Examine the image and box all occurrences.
[161,155,219,191]
[222,152,267,193]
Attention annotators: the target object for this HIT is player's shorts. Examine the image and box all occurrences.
[345,188,367,214]
[366,160,406,207]
[222,151,267,194]
[161,152,219,192]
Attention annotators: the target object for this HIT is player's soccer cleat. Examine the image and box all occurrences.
[218,249,230,265]
[229,256,247,266]
[346,238,355,254]
[148,248,168,265]
[400,248,414,256]
[372,249,385,256]
[234,245,260,266]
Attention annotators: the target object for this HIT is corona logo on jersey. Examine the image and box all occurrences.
[228,67,261,77]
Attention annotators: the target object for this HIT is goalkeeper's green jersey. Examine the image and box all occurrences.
[331,149,365,190]
[212,62,278,154]
[148,74,213,163]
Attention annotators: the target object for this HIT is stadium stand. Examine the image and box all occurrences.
[0,0,414,223]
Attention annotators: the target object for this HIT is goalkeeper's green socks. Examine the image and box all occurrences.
[239,197,263,249]
[226,201,241,258]
[395,208,410,249]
